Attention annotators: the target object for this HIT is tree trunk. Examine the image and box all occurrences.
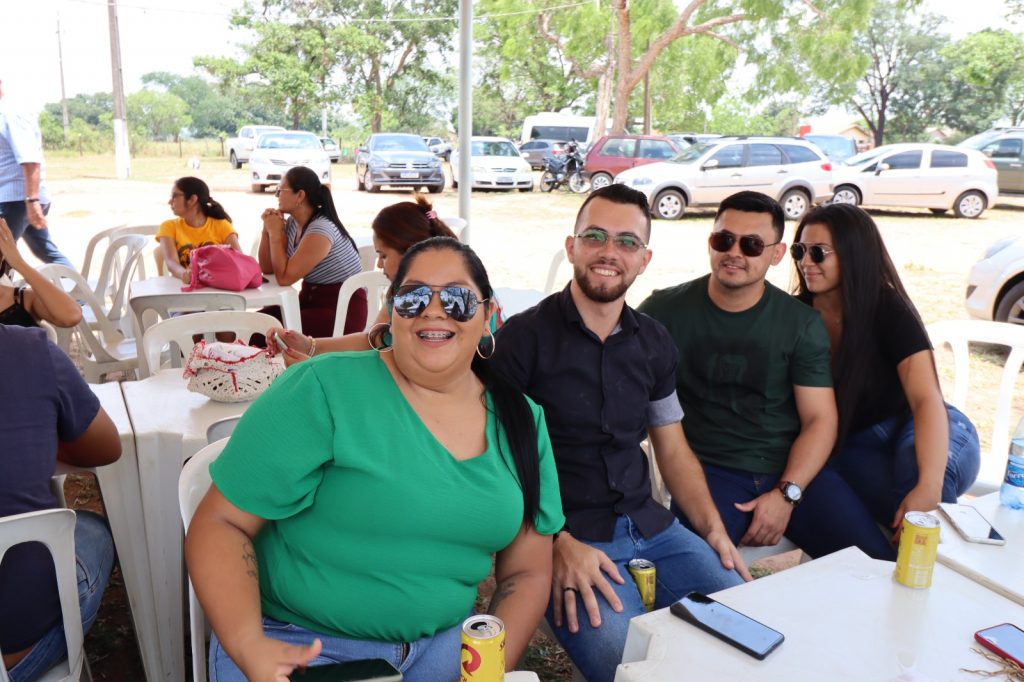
[593,69,613,139]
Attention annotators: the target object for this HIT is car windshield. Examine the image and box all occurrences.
[958,130,1008,150]
[668,142,715,164]
[472,141,519,157]
[842,148,889,167]
[257,134,320,150]
[371,135,429,152]
[805,136,856,162]
[321,138,337,146]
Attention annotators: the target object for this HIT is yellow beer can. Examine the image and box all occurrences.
[893,511,941,588]
[627,558,657,612]
[460,614,505,681]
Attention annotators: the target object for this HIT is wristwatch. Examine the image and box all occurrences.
[25,197,39,203]
[778,480,803,506]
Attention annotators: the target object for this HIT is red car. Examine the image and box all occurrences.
[585,135,684,190]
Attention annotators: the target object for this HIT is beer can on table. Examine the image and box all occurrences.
[460,614,505,681]
[893,511,941,588]
[627,558,657,612]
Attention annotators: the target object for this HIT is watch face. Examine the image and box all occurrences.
[783,483,802,502]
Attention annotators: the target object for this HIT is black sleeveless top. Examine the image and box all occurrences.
[0,287,39,328]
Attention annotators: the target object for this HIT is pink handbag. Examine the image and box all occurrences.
[182,245,262,292]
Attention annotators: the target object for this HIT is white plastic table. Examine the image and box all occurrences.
[120,370,253,682]
[615,547,1024,681]
[936,493,1024,606]
[130,275,301,330]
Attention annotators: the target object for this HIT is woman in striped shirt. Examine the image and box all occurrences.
[258,166,364,337]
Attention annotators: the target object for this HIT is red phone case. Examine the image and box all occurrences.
[975,623,1024,668]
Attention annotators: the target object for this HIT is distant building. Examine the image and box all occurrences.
[800,111,874,151]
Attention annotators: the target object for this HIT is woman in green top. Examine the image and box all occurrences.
[186,237,564,682]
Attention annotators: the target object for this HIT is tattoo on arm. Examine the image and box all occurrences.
[242,540,259,581]
[487,579,517,615]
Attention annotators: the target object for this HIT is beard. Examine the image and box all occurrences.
[573,260,632,303]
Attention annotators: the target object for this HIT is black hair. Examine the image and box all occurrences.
[175,176,231,222]
[373,236,542,527]
[283,166,357,251]
[792,203,926,446]
[575,183,652,240]
[715,191,784,241]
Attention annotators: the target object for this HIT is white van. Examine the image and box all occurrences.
[520,113,603,147]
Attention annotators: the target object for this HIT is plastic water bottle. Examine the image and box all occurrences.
[1000,416,1024,509]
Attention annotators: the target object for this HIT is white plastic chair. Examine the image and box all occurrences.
[178,439,228,682]
[0,509,90,682]
[441,216,468,243]
[332,271,390,336]
[206,416,241,444]
[93,235,149,333]
[37,265,139,383]
[79,225,127,288]
[357,244,377,272]
[927,319,1024,495]
[130,292,247,339]
[544,249,569,294]
[139,310,280,378]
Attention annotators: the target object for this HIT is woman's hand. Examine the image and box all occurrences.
[236,634,322,682]
[266,327,313,366]
[892,483,942,542]
[181,270,191,284]
[262,209,286,236]
[0,218,28,272]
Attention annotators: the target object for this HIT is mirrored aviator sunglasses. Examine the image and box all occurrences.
[708,231,771,257]
[391,285,483,322]
[790,243,833,264]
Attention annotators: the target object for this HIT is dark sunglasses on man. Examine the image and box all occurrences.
[391,284,486,322]
[790,242,836,264]
[708,230,780,258]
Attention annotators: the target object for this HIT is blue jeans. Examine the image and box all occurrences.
[546,516,742,682]
[210,616,463,682]
[8,511,115,682]
[0,201,72,267]
[680,463,897,562]
[833,404,981,525]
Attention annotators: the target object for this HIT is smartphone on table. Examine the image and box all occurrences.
[670,591,784,660]
[291,658,402,681]
[937,502,1006,545]
[975,623,1024,668]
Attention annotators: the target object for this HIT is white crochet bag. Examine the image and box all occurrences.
[182,341,283,403]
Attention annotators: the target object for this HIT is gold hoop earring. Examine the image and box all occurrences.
[476,328,496,360]
[367,322,393,352]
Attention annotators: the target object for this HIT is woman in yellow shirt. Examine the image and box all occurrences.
[158,177,242,283]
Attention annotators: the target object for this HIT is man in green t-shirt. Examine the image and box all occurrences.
[637,191,894,560]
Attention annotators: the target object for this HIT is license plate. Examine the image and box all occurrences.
[400,171,419,179]
[498,176,513,184]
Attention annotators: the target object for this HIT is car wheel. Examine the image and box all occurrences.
[780,188,810,221]
[250,183,264,193]
[230,151,240,169]
[365,174,380,194]
[444,151,451,163]
[653,189,685,220]
[540,171,556,192]
[996,281,1024,324]
[428,182,443,194]
[954,190,986,219]
[590,172,613,191]
[356,170,365,191]
[831,185,861,206]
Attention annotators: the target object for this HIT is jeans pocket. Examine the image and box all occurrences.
[262,616,302,632]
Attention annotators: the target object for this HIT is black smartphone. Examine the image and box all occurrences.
[291,659,402,681]
[670,591,784,660]
[975,623,1024,668]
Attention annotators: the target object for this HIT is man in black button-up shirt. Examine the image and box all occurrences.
[492,185,747,682]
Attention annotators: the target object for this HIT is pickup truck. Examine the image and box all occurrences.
[227,125,286,168]
[422,136,452,161]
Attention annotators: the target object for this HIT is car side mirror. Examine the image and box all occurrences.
[357,147,367,153]
[702,159,720,170]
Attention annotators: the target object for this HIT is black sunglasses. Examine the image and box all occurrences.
[709,230,780,257]
[391,285,485,322]
[790,243,836,264]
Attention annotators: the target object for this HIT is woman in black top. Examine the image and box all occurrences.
[791,203,980,534]
[0,217,81,329]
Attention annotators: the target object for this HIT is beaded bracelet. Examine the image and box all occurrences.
[308,336,317,357]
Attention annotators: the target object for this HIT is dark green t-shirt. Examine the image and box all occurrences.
[211,351,564,642]
[638,275,832,474]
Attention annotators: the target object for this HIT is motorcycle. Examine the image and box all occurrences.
[540,140,589,193]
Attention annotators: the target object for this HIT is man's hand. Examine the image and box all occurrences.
[734,490,794,547]
[236,634,322,682]
[550,534,625,633]
[26,201,47,229]
[703,528,752,581]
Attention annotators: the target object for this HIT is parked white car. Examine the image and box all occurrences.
[965,234,1024,324]
[249,131,331,193]
[450,137,533,192]
[227,124,285,168]
[614,136,833,220]
[831,143,998,218]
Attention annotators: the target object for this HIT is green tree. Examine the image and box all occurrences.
[943,29,1024,128]
[126,90,192,141]
[141,72,244,137]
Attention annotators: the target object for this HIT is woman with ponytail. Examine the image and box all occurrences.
[258,166,364,337]
[266,193,458,361]
[158,176,241,284]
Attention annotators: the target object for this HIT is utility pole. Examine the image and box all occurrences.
[457,0,472,243]
[56,15,70,144]
[107,0,131,179]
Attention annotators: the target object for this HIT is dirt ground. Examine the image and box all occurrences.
[37,156,1024,681]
